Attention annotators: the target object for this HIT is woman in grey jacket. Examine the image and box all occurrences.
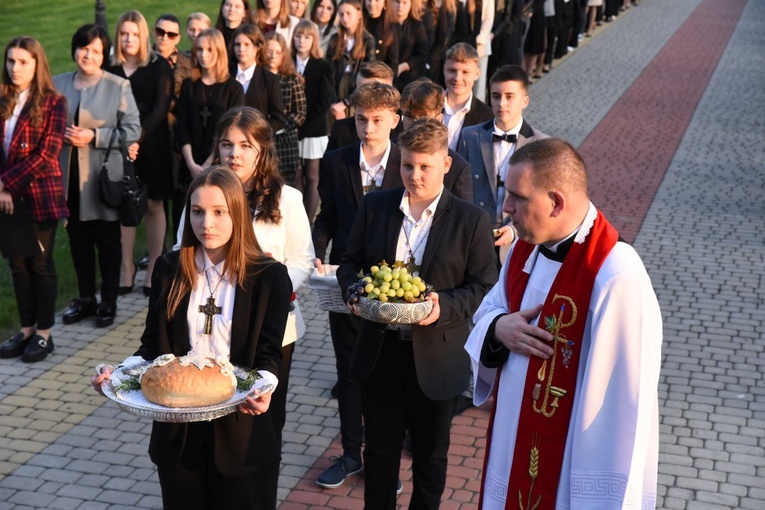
[54,24,141,329]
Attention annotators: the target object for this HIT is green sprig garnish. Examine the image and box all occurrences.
[114,374,141,392]
[237,370,262,392]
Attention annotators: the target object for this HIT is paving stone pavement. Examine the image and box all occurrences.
[1,0,764,508]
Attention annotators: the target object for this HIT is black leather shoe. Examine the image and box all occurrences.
[22,335,54,363]
[95,302,117,328]
[0,332,33,359]
[62,298,97,325]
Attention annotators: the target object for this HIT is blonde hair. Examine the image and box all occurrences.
[167,167,270,318]
[187,11,212,26]
[408,0,425,21]
[192,28,231,82]
[293,19,323,58]
[112,10,151,67]
[445,42,479,66]
[398,117,448,154]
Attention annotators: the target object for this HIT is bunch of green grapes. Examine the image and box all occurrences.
[347,260,432,304]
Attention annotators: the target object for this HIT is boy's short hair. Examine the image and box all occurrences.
[351,82,400,112]
[400,79,445,117]
[489,65,530,91]
[358,61,395,83]
[444,42,479,65]
[399,118,448,154]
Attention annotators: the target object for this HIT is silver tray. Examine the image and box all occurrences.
[101,363,274,423]
[357,296,433,324]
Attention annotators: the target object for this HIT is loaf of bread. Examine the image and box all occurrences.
[140,354,237,408]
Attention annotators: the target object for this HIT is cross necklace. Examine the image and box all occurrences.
[198,268,223,335]
[199,83,214,128]
[402,210,443,275]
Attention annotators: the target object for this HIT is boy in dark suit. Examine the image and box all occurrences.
[337,118,497,509]
[443,43,494,151]
[312,82,402,489]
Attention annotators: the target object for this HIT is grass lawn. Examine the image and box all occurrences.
[0,0,215,339]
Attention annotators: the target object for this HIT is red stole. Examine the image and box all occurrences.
[478,211,618,510]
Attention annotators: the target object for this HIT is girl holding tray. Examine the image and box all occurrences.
[92,167,292,510]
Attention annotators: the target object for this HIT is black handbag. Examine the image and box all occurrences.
[97,129,148,226]
[98,129,124,208]
[117,132,148,227]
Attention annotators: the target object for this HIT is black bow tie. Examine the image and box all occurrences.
[538,235,576,262]
[492,133,517,143]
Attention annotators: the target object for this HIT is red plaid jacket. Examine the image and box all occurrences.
[0,94,69,222]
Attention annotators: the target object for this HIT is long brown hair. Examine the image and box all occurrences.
[212,106,284,225]
[167,167,270,318]
[264,32,302,81]
[0,36,60,127]
[255,0,292,28]
[334,0,369,61]
[363,0,397,51]
[232,24,268,66]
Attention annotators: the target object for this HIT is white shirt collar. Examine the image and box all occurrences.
[493,117,524,136]
[195,248,227,280]
[399,186,445,220]
[359,140,392,173]
[444,92,473,116]
[237,63,257,82]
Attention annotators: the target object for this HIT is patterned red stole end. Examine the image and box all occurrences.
[478,211,618,510]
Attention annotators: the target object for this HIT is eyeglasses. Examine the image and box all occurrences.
[155,27,180,39]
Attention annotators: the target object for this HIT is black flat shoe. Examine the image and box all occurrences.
[119,266,137,295]
[143,286,151,297]
[62,298,97,325]
[0,332,33,359]
[22,335,54,363]
[95,302,117,328]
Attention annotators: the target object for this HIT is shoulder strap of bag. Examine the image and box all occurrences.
[103,128,119,166]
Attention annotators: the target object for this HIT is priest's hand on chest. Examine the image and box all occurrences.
[494,304,555,359]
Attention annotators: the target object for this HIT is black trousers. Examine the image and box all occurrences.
[8,221,58,330]
[362,333,457,510]
[156,421,262,510]
[253,341,295,510]
[65,217,121,305]
[329,311,364,462]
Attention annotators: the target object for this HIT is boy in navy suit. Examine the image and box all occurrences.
[313,82,402,489]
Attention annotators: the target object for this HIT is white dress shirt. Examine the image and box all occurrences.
[3,88,29,157]
[359,141,392,192]
[236,63,257,94]
[395,187,444,271]
[444,93,473,151]
[296,56,309,76]
[174,185,315,347]
[492,118,524,221]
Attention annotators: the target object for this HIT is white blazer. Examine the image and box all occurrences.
[275,15,301,48]
[175,185,315,346]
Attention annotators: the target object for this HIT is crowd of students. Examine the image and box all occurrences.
[0,1,638,509]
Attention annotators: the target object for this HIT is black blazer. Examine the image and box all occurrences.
[393,17,428,91]
[326,32,377,98]
[337,188,497,400]
[137,251,292,477]
[298,57,335,138]
[241,66,288,134]
[312,143,403,263]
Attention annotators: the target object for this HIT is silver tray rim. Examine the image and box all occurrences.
[101,363,268,423]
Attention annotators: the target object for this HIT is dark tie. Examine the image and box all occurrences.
[537,235,576,262]
[492,133,517,143]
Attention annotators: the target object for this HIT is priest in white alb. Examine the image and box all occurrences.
[464,138,662,510]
